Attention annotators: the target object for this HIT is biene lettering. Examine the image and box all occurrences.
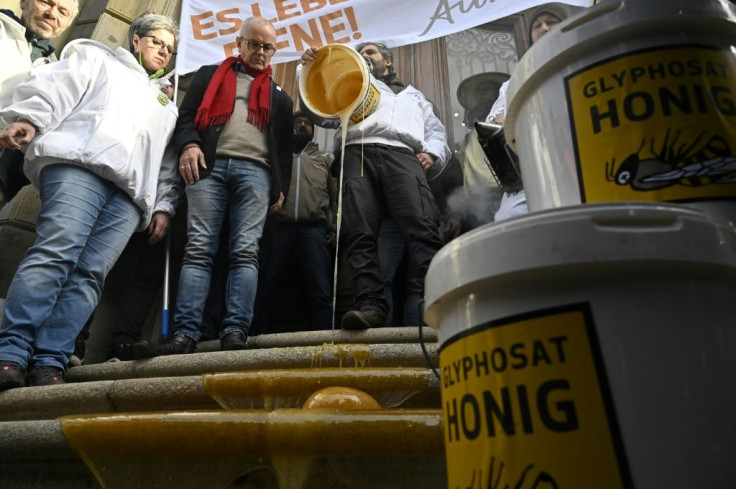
[589,84,735,134]
[445,379,579,442]
[582,58,730,98]
[442,336,568,388]
[191,0,356,47]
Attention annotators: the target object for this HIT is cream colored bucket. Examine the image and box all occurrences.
[504,0,736,224]
[424,203,736,489]
[298,44,380,124]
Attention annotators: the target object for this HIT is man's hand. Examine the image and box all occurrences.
[416,152,436,171]
[444,218,462,242]
[0,120,36,149]
[269,192,285,214]
[179,146,207,185]
[300,47,319,65]
[160,85,174,100]
[148,212,171,244]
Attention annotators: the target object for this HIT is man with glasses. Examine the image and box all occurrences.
[0,0,79,208]
[134,16,294,357]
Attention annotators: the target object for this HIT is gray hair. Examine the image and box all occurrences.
[128,14,179,51]
[239,16,276,38]
[355,42,396,75]
[66,0,81,18]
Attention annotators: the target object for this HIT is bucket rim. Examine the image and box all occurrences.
[424,202,736,326]
[504,0,736,148]
[298,43,371,120]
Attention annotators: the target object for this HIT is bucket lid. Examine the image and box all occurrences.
[424,203,736,326]
[504,0,736,150]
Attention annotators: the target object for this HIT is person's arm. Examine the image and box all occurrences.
[0,48,96,136]
[153,140,184,214]
[419,93,451,180]
[271,90,294,212]
[174,66,213,184]
[485,80,509,123]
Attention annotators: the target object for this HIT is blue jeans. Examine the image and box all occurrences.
[174,159,270,340]
[0,164,141,370]
[255,222,334,332]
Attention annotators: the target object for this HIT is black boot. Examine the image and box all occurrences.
[341,308,386,330]
[132,335,196,359]
[106,342,134,361]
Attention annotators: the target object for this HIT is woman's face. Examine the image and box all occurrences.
[132,28,176,73]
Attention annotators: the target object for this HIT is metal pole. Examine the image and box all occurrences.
[161,73,180,339]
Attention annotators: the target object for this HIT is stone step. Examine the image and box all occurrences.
[0,329,444,488]
[70,327,439,382]
[0,408,447,489]
[0,330,441,422]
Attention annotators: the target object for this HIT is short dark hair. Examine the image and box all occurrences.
[293,110,314,126]
[355,42,396,75]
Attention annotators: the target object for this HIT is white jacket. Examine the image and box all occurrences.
[340,80,450,177]
[0,11,56,109]
[0,39,180,229]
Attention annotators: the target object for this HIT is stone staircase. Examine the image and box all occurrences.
[0,328,446,489]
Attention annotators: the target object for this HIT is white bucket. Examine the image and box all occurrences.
[298,44,381,124]
[505,0,736,223]
[424,203,736,489]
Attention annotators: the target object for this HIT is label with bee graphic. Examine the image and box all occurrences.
[565,44,736,204]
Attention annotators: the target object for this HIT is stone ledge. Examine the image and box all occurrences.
[68,341,439,382]
[0,376,218,422]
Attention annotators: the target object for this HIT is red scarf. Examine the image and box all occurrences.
[194,56,272,132]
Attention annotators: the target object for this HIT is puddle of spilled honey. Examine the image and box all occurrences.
[203,366,432,410]
[61,409,444,489]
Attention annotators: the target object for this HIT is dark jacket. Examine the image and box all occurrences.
[173,63,294,205]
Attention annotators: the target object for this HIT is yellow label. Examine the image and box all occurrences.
[566,45,736,203]
[350,82,380,123]
[439,305,630,489]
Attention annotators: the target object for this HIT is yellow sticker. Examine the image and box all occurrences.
[565,45,736,203]
[439,304,631,489]
[157,92,170,106]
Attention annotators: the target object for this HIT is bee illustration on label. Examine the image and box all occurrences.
[460,457,559,489]
[605,129,735,190]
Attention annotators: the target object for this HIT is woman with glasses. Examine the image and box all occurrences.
[0,13,181,390]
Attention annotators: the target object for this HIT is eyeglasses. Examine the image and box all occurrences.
[242,39,277,56]
[142,35,176,56]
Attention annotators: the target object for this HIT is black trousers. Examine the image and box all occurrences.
[341,144,442,315]
[0,149,30,206]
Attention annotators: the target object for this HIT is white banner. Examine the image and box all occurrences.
[176,0,592,75]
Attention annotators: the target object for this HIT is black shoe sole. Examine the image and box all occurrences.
[29,379,66,387]
[221,341,247,351]
[0,378,25,391]
[132,341,161,359]
[341,314,370,330]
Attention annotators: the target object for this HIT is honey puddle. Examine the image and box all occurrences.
[60,409,444,489]
[202,366,433,410]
